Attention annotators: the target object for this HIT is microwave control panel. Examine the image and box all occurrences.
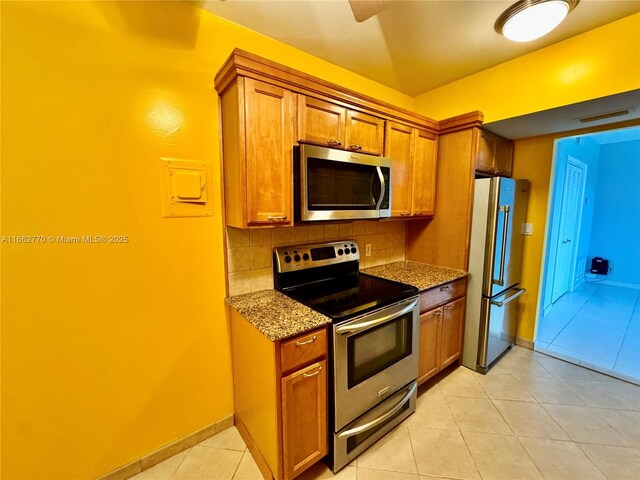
[274,240,360,273]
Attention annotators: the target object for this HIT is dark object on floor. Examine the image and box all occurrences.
[590,257,609,275]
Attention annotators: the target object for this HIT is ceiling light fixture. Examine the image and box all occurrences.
[495,0,579,42]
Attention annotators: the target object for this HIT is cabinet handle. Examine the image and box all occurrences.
[444,305,455,310]
[400,211,410,216]
[433,310,442,316]
[327,139,342,147]
[440,285,450,291]
[303,366,322,378]
[295,335,317,347]
[349,144,362,151]
[413,211,422,216]
[267,215,288,222]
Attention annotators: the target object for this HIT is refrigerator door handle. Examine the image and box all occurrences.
[494,205,510,286]
[491,287,526,307]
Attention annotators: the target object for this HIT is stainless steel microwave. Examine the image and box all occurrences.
[295,144,392,222]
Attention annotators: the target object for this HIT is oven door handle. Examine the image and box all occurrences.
[335,299,418,335]
[337,382,417,439]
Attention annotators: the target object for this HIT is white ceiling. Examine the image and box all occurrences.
[203,0,640,97]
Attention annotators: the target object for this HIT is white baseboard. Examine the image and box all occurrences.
[600,280,640,290]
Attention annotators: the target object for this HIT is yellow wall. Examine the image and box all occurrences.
[414,13,640,123]
[0,2,413,479]
[512,119,640,343]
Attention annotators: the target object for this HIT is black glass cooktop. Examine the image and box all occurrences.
[281,273,418,322]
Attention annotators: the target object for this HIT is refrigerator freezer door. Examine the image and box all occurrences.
[477,287,523,370]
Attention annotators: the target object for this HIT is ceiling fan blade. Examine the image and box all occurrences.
[348,0,391,22]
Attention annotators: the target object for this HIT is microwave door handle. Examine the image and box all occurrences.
[375,166,385,210]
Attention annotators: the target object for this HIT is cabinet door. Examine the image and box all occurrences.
[412,130,437,217]
[244,78,295,225]
[418,308,442,385]
[476,130,496,173]
[282,360,328,480]
[345,110,385,155]
[385,122,413,217]
[440,297,465,369]
[297,96,346,148]
[494,139,514,177]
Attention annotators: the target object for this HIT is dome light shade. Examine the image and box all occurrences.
[495,0,579,42]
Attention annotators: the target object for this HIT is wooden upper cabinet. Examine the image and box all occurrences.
[385,122,414,217]
[298,96,385,155]
[221,77,295,227]
[476,129,513,178]
[297,96,345,148]
[385,122,437,218]
[345,110,385,155]
[412,130,438,217]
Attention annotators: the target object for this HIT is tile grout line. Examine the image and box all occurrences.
[168,447,191,480]
[612,292,639,371]
[546,284,600,348]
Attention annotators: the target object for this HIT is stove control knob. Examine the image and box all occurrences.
[303,253,310,261]
[294,254,301,262]
[337,249,344,255]
[351,247,357,254]
[284,255,292,263]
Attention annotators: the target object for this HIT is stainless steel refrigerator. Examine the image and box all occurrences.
[463,177,530,373]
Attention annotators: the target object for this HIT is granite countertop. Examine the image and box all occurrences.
[226,290,331,342]
[362,261,468,292]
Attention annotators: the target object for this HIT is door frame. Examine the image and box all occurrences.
[550,156,588,302]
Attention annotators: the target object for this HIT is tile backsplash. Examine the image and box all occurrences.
[226,220,407,296]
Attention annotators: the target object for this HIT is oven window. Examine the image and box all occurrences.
[307,158,380,210]
[347,313,412,388]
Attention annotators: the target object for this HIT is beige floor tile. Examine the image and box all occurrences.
[438,367,487,399]
[577,443,640,480]
[172,445,243,480]
[601,380,640,410]
[463,431,542,480]
[408,386,458,431]
[298,463,356,480]
[357,467,419,480]
[476,373,536,402]
[408,427,480,479]
[232,452,262,479]
[517,376,585,405]
[446,396,512,435]
[499,352,554,379]
[131,449,189,480]
[493,400,569,440]
[561,379,637,410]
[542,404,632,446]
[536,356,600,380]
[592,407,640,449]
[199,426,246,451]
[357,424,417,474]
[519,437,605,480]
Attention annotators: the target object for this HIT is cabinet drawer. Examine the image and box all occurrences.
[419,277,467,313]
[281,328,327,373]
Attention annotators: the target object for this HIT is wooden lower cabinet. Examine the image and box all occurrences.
[282,360,328,479]
[417,278,467,385]
[230,309,328,480]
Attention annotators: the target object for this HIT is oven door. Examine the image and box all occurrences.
[333,296,419,431]
[299,144,391,221]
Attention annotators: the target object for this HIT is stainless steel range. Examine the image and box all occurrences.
[273,240,419,472]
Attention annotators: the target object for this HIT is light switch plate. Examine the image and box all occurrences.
[161,158,212,217]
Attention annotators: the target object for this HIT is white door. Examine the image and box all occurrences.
[551,158,586,303]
